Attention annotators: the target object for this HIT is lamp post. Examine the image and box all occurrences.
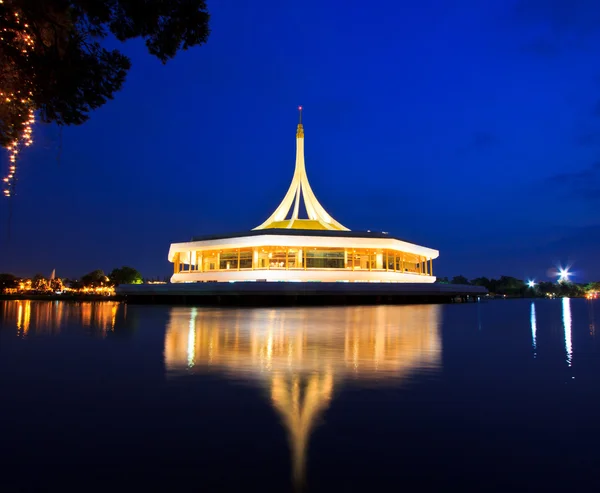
[558,268,570,283]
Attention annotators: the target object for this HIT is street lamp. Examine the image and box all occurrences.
[558,268,570,283]
[527,280,536,288]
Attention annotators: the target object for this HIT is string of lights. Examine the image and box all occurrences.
[1,0,36,198]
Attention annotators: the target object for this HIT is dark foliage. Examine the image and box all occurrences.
[0,0,210,146]
[109,265,142,285]
[80,269,107,287]
[450,275,469,285]
[0,272,18,292]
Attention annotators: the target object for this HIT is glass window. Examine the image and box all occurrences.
[269,250,287,269]
[203,253,218,271]
[239,251,252,269]
[219,252,238,270]
[386,251,395,270]
[287,249,298,269]
[306,249,345,269]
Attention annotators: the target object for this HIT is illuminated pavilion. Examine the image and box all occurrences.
[168,108,439,283]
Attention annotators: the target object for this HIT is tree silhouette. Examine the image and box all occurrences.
[80,269,107,288]
[109,266,142,286]
[0,0,210,146]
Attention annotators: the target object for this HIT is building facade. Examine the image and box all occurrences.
[168,109,439,283]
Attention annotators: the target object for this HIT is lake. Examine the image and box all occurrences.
[0,299,599,492]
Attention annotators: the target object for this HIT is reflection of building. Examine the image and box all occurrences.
[168,109,439,283]
[0,300,124,336]
[165,305,442,488]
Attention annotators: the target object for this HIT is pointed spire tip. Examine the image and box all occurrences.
[296,105,304,137]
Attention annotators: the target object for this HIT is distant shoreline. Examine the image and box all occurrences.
[0,294,125,302]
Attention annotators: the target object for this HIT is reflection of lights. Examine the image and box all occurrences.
[188,308,197,367]
[562,298,572,367]
[23,300,30,334]
[16,303,22,332]
[527,280,536,288]
[3,300,121,337]
[164,305,442,490]
[15,300,31,336]
[530,302,537,356]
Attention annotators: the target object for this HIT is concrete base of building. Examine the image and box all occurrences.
[170,270,435,283]
[117,282,487,306]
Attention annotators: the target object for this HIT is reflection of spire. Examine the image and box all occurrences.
[164,306,442,489]
[530,302,537,357]
[271,372,333,490]
[563,298,572,366]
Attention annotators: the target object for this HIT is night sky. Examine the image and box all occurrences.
[2,0,600,282]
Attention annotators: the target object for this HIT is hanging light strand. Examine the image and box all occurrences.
[2,1,36,198]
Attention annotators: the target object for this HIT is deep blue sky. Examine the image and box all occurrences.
[2,0,600,281]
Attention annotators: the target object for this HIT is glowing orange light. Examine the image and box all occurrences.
[2,5,36,199]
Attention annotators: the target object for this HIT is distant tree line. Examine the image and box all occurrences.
[0,266,144,293]
[436,275,596,298]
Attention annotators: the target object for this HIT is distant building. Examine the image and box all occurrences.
[168,109,439,283]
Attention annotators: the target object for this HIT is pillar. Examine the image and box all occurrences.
[429,258,433,276]
[297,249,303,268]
[253,249,259,269]
[376,253,383,270]
[174,252,180,274]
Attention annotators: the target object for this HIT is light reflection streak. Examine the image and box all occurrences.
[23,300,30,335]
[188,308,197,367]
[165,305,442,489]
[1,300,123,336]
[16,303,22,331]
[530,302,537,357]
[562,298,572,366]
[14,300,30,336]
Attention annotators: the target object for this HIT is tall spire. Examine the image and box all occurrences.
[296,105,304,138]
[253,108,349,231]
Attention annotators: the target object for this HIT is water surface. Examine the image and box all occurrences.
[0,299,598,491]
